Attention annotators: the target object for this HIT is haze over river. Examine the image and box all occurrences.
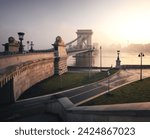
[67,50,150,67]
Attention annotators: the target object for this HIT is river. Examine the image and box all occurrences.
[67,50,150,67]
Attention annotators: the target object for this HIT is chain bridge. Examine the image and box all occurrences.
[66,29,93,54]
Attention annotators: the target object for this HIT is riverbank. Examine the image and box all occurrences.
[19,69,118,99]
[82,77,150,106]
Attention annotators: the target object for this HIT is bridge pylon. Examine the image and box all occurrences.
[76,29,93,49]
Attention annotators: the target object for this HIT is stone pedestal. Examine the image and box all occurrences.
[116,59,121,68]
[2,37,20,53]
[54,57,68,75]
[52,36,68,75]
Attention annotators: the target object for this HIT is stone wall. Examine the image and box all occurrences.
[47,97,150,122]
[0,52,54,70]
[0,52,55,104]
[0,58,54,103]
[0,79,14,104]
[13,58,54,100]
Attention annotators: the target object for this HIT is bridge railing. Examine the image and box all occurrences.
[0,49,54,57]
[67,48,90,53]
[0,51,54,70]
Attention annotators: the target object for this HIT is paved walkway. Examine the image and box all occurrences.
[58,69,150,105]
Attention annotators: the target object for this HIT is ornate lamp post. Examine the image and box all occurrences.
[117,50,120,56]
[116,50,121,68]
[138,52,144,81]
[18,32,25,53]
[27,41,30,52]
[30,41,34,52]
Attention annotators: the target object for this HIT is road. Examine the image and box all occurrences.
[58,69,150,105]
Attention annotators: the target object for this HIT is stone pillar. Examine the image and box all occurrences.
[52,36,68,75]
[2,37,20,53]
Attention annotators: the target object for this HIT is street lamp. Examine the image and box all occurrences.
[18,32,25,53]
[138,52,144,81]
[117,50,120,56]
[100,46,102,72]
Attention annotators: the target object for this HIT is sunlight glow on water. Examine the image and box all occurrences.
[67,51,150,67]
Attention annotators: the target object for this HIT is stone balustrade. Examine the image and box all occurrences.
[0,52,54,70]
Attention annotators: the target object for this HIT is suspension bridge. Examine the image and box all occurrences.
[66,29,93,55]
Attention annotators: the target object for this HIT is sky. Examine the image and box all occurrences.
[1,0,150,51]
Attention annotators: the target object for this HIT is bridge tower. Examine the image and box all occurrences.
[76,29,93,49]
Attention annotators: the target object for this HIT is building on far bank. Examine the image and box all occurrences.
[2,37,20,52]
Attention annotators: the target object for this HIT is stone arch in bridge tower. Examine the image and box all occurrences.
[76,29,93,49]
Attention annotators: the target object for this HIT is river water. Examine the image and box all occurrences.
[67,50,150,67]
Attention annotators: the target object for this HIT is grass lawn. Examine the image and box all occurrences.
[19,69,117,99]
[82,77,150,106]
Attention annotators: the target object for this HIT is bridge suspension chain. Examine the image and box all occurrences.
[65,36,81,46]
